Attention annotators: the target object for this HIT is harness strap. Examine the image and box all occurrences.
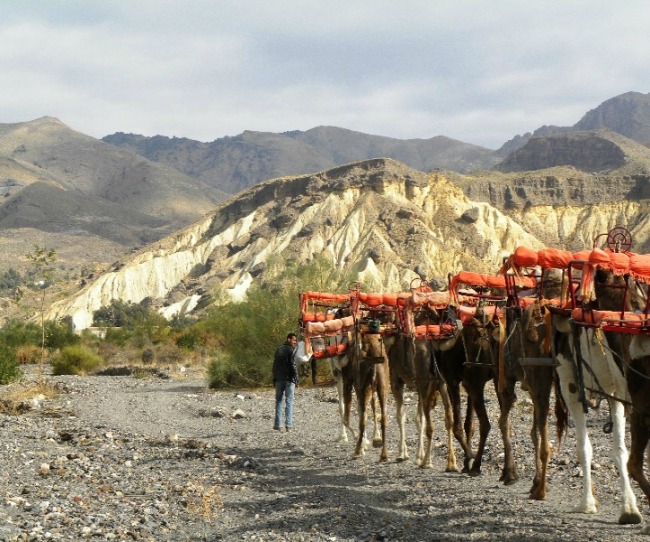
[497,316,507,393]
[571,321,590,414]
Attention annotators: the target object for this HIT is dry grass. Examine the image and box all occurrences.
[183,483,224,520]
[0,381,60,415]
[16,344,43,364]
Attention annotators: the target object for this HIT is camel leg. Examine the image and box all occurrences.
[438,381,458,472]
[447,378,473,471]
[333,368,350,442]
[354,387,371,458]
[629,411,650,533]
[608,399,642,524]
[567,394,597,514]
[392,380,409,462]
[419,392,436,469]
[378,383,389,462]
[496,380,519,485]
[528,371,552,500]
[468,385,490,477]
[463,394,475,473]
[416,400,425,464]
[342,378,355,442]
[371,390,383,448]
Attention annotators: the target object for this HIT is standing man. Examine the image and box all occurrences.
[273,332,298,431]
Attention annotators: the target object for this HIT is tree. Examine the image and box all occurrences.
[206,256,354,387]
[25,244,57,378]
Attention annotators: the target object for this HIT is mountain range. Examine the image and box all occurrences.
[2,90,650,326]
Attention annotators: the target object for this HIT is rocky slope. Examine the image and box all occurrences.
[43,159,544,330]
[34,156,650,331]
[0,117,229,269]
[102,126,499,194]
[494,129,650,174]
[497,91,650,155]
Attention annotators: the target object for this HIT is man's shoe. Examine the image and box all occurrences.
[273,426,281,431]
[285,427,292,432]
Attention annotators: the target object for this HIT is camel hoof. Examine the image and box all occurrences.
[529,489,546,501]
[618,511,642,525]
[418,462,432,470]
[502,475,519,486]
[572,503,597,515]
[641,524,650,535]
[445,466,459,473]
[468,468,482,478]
[372,438,383,448]
[396,456,408,463]
[379,455,389,462]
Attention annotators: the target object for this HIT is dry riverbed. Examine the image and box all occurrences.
[0,365,647,541]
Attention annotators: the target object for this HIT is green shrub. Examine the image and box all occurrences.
[175,328,202,350]
[203,256,353,387]
[207,352,242,388]
[44,318,80,350]
[0,319,41,348]
[0,344,21,384]
[93,300,149,328]
[103,327,131,346]
[51,345,103,376]
[0,268,23,294]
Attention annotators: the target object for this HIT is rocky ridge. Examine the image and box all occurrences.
[38,156,650,330]
[43,159,542,330]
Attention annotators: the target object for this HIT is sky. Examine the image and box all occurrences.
[2,1,650,150]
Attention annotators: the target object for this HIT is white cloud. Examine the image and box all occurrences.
[1,1,650,148]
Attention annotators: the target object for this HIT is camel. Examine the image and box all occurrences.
[549,259,641,524]
[586,261,645,526]
[452,309,505,477]
[438,273,517,480]
[327,333,383,450]
[344,330,391,461]
[441,269,566,497]
[385,329,464,471]
[626,300,650,534]
[499,297,568,499]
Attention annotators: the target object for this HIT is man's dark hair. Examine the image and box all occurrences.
[287,332,297,341]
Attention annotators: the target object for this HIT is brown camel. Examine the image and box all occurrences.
[500,297,568,500]
[348,330,391,461]
[384,328,465,471]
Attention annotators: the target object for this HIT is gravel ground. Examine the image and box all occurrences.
[1,365,649,542]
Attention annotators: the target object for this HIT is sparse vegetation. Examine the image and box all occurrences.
[0,267,23,296]
[1,257,348,388]
[25,244,58,378]
[0,343,21,384]
[51,345,103,376]
[206,257,352,388]
[0,381,60,415]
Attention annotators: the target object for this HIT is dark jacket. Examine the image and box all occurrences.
[273,343,298,384]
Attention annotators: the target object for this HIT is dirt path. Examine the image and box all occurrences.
[1,369,648,541]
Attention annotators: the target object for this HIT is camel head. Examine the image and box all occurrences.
[360,333,387,364]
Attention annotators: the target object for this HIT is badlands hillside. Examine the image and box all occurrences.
[43,157,650,331]
[4,91,650,329]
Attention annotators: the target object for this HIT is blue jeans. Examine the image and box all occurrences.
[274,380,295,429]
